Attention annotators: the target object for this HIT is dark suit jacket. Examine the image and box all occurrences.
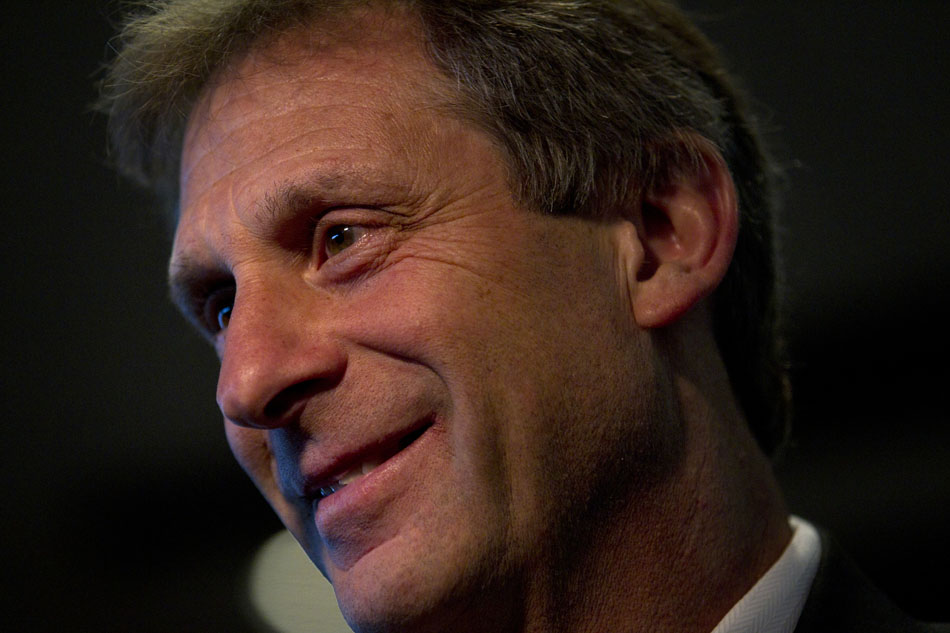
[794,533,949,633]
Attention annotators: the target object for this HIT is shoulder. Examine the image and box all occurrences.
[795,530,949,633]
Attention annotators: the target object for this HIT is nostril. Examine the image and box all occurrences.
[262,377,340,422]
[216,327,348,428]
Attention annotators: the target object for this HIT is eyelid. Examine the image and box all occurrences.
[201,285,236,336]
[170,266,234,339]
[311,207,388,265]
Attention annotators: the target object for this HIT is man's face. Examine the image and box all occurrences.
[172,12,677,632]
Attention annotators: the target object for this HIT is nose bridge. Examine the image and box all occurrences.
[216,273,346,429]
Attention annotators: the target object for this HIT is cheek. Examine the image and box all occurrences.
[225,423,305,529]
[225,423,272,483]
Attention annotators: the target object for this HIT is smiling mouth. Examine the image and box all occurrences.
[316,423,430,501]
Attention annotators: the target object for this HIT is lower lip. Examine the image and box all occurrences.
[312,421,435,535]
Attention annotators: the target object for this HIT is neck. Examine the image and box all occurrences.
[524,320,791,633]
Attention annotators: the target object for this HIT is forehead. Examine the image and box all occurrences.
[191,9,437,124]
[178,7,454,217]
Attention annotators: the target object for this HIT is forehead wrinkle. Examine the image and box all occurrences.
[191,105,398,174]
[191,8,442,134]
[204,79,404,137]
[184,99,413,227]
[238,117,385,176]
[180,14,467,214]
[182,12,455,152]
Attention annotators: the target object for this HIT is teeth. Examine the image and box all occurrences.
[338,465,364,486]
[362,458,383,475]
[318,458,384,499]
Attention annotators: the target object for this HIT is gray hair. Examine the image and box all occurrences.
[97,0,790,455]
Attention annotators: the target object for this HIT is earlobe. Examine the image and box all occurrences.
[628,145,739,329]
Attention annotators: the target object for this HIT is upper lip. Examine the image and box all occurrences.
[296,416,432,500]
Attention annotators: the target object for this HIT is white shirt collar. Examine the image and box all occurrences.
[710,516,822,633]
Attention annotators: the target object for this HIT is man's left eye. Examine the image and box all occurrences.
[324,225,365,258]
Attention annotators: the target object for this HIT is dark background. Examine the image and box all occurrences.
[2,1,948,631]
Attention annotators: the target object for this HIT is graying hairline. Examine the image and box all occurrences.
[165,0,533,218]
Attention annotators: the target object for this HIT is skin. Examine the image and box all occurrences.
[170,9,791,633]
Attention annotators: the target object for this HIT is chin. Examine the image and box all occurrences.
[331,561,460,633]
[324,527,514,633]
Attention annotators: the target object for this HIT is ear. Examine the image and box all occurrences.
[627,145,738,328]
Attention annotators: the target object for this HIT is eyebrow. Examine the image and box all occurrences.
[167,253,231,331]
[259,166,414,221]
[167,167,412,328]
[258,178,333,228]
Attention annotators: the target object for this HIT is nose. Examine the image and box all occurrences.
[215,281,347,429]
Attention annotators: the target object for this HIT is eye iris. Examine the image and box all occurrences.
[217,305,232,331]
[326,225,357,256]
